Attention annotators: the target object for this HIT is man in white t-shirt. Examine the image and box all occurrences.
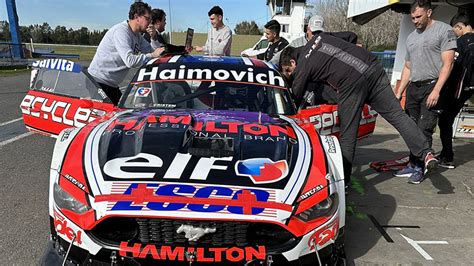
[194,6,232,56]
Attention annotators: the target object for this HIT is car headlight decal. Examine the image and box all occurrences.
[53,183,91,214]
[296,193,338,222]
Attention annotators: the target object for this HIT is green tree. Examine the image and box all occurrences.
[52,26,69,44]
[234,21,262,35]
[0,21,10,41]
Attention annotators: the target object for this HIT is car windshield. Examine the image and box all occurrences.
[122,80,295,115]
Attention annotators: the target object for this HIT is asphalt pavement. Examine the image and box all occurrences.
[0,72,473,265]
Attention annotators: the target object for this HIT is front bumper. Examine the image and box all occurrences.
[40,234,345,266]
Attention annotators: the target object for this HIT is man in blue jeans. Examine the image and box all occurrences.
[394,0,456,183]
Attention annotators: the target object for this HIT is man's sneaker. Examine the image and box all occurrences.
[408,169,425,184]
[438,157,455,169]
[424,152,438,174]
[393,164,416,177]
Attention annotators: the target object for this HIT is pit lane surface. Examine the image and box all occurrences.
[1,73,473,264]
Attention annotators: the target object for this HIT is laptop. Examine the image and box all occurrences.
[185,28,194,51]
[163,28,194,56]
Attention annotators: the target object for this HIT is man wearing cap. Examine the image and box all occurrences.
[259,20,289,62]
[290,15,358,49]
[194,6,232,56]
[394,0,456,183]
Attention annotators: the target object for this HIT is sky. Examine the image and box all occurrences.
[1,0,270,33]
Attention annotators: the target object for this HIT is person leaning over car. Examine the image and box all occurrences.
[194,6,232,56]
[278,34,438,187]
[393,0,456,183]
[88,2,164,105]
[144,8,190,54]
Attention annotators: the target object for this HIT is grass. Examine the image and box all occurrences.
[0,65,30,76]
[33,44,97,62]
[32,33,261,61]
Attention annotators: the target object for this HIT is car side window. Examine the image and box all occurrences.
[255,40,269,50]
[32,69,105,100]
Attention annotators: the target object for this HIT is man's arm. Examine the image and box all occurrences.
[426,50,455,108]
[291,61,312,107]
[114,30,152,68]
[396,61,411,99]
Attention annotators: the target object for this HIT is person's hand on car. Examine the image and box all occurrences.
[151,47,165,58]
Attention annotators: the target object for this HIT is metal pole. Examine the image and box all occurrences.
[6,0,24,58]
[168,0,172,43]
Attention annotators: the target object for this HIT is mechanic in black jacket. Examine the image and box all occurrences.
[144,8,187,54]
[279,33,438,184]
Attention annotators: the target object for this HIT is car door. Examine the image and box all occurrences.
[297,104,377,139]
[20,59,116,137]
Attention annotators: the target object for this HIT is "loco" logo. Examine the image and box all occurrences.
[95,183,292,215]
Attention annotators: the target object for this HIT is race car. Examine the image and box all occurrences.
[21,56,377,265]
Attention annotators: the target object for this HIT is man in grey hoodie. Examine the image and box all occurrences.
[88,2,164,105]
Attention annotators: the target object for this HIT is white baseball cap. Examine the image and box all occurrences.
[308,15,324,32]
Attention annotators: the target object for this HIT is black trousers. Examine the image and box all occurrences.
[438,89,474,161]
[405,82,442,167]
[337,63,431,183]
[97,82,121,106]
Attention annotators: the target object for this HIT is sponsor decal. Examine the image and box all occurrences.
[107,115,297,139]
[60,128,74,142]
[309,107,376,135]
[103,153,232,180]
[20,95,99,128]
[135,87,152,97]
[32,59,81,73]
[119,242,266,262]
[97,88,107,100]
[324,137,336,153]
[235,158,289,184]
[54,210,83,245]
[308,218,339,250]
[299,185,324,200]
[64,174,87,191]
[95,183,292,214]
[319,43,369,74]
[305,36,322,59]
[136,65,285,87]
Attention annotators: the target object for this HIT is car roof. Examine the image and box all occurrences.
[145,55,279,71]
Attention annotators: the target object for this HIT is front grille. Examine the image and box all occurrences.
[90,218,295,248]
[137,219,249,246]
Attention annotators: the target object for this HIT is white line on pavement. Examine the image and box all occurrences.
[401,234,449,261]
[0,132,33,147]
[0,117,23,127]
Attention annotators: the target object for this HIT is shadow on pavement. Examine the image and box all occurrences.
[344,146,401,264]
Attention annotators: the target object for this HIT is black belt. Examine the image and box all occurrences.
[412,79,437,87]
